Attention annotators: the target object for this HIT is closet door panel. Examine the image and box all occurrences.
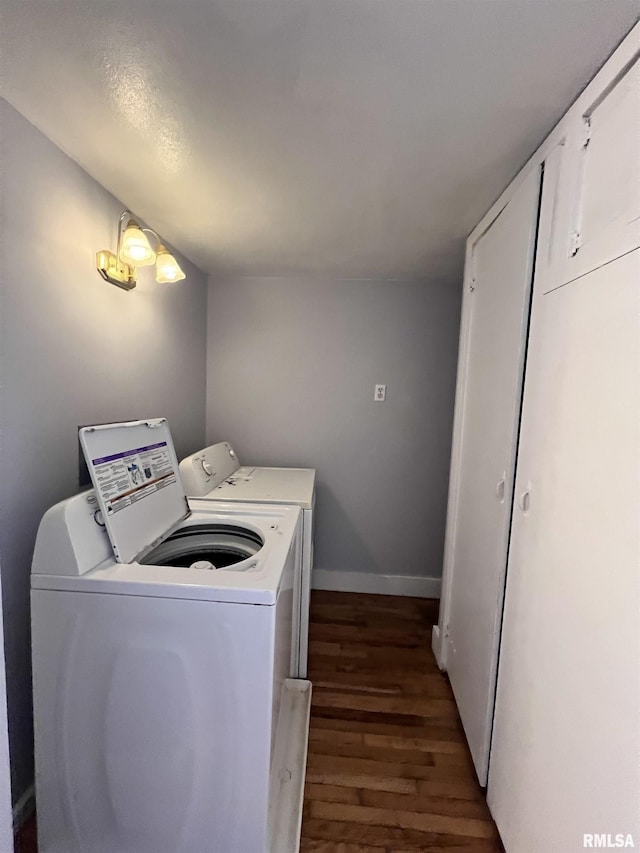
[554,50,640,288]
[488,250,640,852]
[444,166,541,784]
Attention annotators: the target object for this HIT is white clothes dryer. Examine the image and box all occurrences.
[31,419,311,853]
[179,442,315,678]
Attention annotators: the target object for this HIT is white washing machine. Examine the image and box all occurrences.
[31,419,311,853]
[179,442,315,678]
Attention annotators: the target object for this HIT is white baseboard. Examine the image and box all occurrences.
[312,570,441,599]
[13,782,34,830]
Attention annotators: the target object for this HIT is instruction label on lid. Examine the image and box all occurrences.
[80,419,189,563]
[91,441,176,516]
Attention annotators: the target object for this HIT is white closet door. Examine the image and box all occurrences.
[488,249,640,851]
[556,52,640,287]
[444,166,541,784]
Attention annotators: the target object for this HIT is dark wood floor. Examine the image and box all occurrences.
[301,590,502,852]
[15,591,501,852]
[14,810,36,853]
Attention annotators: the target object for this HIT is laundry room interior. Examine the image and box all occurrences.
[0,2,639,852]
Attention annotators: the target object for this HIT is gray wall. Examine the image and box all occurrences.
[206,276,460,583]
[0,100,208,804]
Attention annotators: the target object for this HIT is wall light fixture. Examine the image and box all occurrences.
[96,211,186,290]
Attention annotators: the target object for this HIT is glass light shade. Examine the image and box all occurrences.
[119,222,156,266]
[155,247,186,283]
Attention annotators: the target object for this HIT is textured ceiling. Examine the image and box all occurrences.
[1,1,638,280]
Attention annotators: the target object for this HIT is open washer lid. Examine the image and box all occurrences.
[79,419,189,563]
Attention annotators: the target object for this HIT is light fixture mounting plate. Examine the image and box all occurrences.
[96,250,137,291]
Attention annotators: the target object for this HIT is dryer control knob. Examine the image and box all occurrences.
[201,460,213,476]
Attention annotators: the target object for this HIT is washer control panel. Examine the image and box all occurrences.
[32,490,112,577]
[179,442,241,497]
